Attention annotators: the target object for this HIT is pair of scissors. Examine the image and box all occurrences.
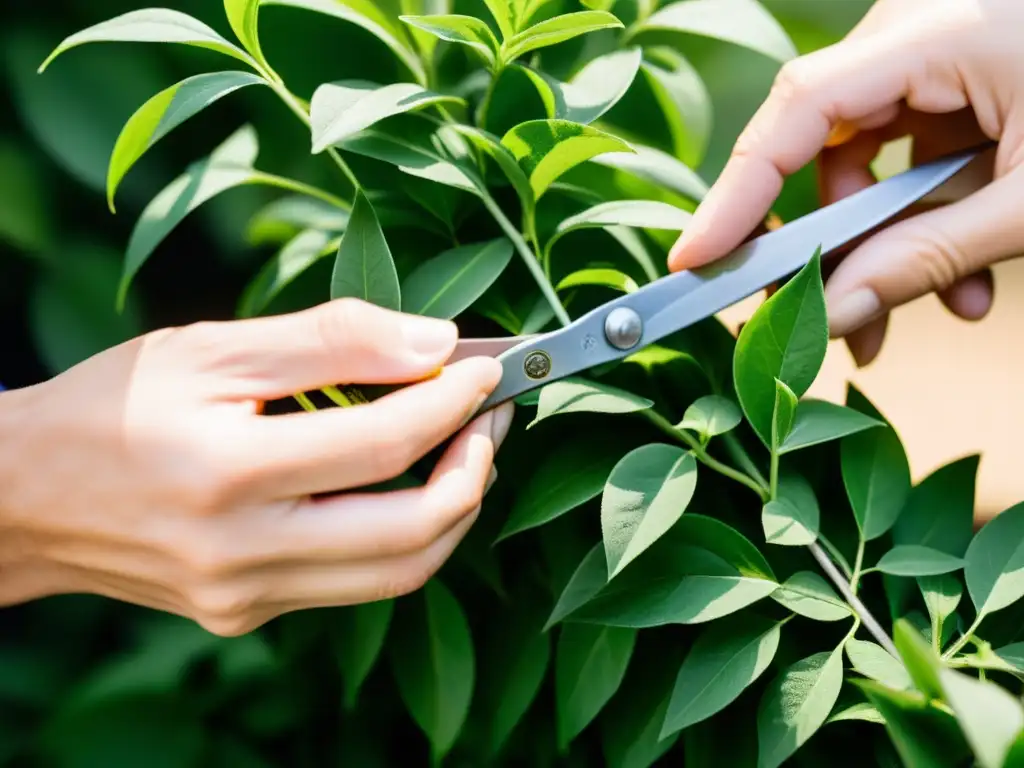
[448,141,992,415]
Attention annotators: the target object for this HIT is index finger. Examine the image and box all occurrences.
[667,22,938,272]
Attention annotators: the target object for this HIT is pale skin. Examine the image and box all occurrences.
[2,0,1023,636]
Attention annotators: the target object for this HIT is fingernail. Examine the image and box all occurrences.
[485,466,498,496]
[827,288,881,337]
[490,403,514,448]
[400,316,457,360]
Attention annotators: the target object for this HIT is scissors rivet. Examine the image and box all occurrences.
[604,307,643,351]
[523,351,552,380]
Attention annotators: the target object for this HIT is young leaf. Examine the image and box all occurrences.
[503,11,624,63]
[733,249,827,445]
[331,191,400,310]
[401,238,512,319]
[963,642,1024,675]
[107,71,266,212]
[224,0,267,67]
[265,0,426,83]
[498,439,626,541]
[555,624,636,750]
[390,581,474,763]
[546,543,608,630]
[529,377,653,426]
[37,8,256,72]
[555,268,639,295]
[546,199,692,258]
[245,196,350,245]
[846,639,912,691]
[330,600,394,710]
[756,645,844,768]
[771,378,798,451]
[522,47,643,125]
[602,444,698,578]
[875,546,965,577]
[118,125,263,309]
[400,14,501,65]
[938,666,1024,768]
[592,143,709,202]
[632,0,797,63]
[662,615,782,737]
[640,47,712,168]
[677,395,742,441]
[779,400,882,455]
[964,501,1024,622]
[892,620,943,702]
[501,119,634,200]
[842,389,912,541]
[482,0,516,38]
[763,474,820,547]
[450,124,534,213]
[309,80,462,153]
[918,575,962,648]
[770,571,851,622]
[893,455,979,557]
[239,229,337,318]
[826,702,886,726]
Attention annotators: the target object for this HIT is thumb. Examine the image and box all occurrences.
[823,164,1024,338]
[181,298,459,400]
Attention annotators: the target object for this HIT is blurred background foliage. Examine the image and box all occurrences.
[0,1,873,765]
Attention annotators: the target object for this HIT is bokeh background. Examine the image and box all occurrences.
[1,0,1016,519]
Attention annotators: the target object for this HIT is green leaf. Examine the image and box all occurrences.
[401,238,512,319]
[893,455,979,557]
[964,501,1024,622]
[763,473,819,547]
[918,575,962,648]
[771,378,798,451]
[733,249,827,445]
[498,439,626,541]
[106,71,266,212]
[482,0,516,38]
[856,681,971,768]
[522,47,642,125]
[827,702,886,726]
[238,229,336,317]
[756,645,844,768]
[37,9,255,72]
[632,0,797,63]
[592,142,709,201]
[846,639,912,691]
[875,546,965,578]
[892,619,943,702]
[938,666,1024,768]
[779,400,882,455]
[331,600,394,710]
[501,119,634,200]
[390,581,474,763]
[770,571,851,622]
[662,615,782,737]
[309,80,462,153]
[340,127,478,194]
[529,377,653,426]
[677,395,741,440]
[265,0,426,83]
[331,190,400,309]
[400,14,500,65]
[117,124,263,309]
[546,199,692,259]
[842,390,912,541]
[555,624,636,750]
[546,543,608,630]
[602,444,698,578]
[503,11,624,62]
[601,656,681,768]
[450,124,534,212]
[640,47,712,168]
[556,268,638,294]
[245,195,349,245]
[224,0,267,67]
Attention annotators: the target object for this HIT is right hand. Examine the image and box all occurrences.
[0,299,512,636]
[668,0,1024,367]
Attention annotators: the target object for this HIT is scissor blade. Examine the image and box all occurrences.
[447,336,540,364]
[643,144,985,341]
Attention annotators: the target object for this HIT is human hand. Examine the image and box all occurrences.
[668,0,1024,366]
[0,299,512,636]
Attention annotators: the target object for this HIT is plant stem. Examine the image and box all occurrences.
[850,537,866,596]
[769,449,779,499]
[644,412,769,501]
[251,172,351,210]
[944,614,985,659]
[809,542,899,657]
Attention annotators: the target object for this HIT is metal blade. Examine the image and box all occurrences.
[446,336,539,364]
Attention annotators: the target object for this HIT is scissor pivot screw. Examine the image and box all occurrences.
[604,307,643,350]
[523,351,552,380]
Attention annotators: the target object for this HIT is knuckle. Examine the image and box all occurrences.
[399,480,482,554]
[364,428,418,481]
[772,58,818,105]
[911,225,967,290]
[177,533,240,580]
[379,560,437,600]
[314,298,376,356]
[188,583,260,636]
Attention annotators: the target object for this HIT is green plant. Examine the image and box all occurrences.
[17,0,1024,766]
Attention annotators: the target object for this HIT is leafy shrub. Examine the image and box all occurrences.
[7,1,1024,766]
